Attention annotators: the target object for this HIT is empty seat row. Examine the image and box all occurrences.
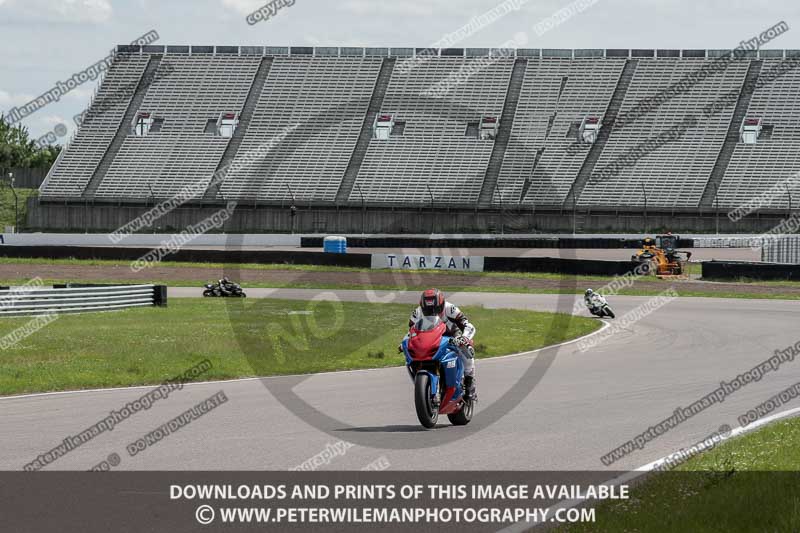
[39,54,797,212]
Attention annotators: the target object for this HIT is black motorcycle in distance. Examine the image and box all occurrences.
[202,280,247,297]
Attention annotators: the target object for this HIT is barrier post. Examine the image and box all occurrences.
[641,182,648,234]
[153,285,168,306]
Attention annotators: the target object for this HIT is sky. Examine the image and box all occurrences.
[1,0,799,140]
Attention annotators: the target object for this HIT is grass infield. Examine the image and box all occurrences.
[562,416,800,532]
[0,298,599,396]
[0,257,797,300]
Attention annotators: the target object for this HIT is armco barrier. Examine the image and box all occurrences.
[301,237,694,249]
[484,257,640,276]
[0,246,372,268]
[0,284,167,316]
[0,245,640,275]
[1,233,301,247]
[701,260,800,281]
[693,237,761,248]
[761,236,800,264]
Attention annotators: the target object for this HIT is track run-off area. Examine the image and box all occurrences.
[1,289,798,472]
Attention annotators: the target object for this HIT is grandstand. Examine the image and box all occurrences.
[350,56,512,205]
[579,58,750,208]
[96,54,261,199]
[496,57,626,206]
[31,45,800,233]
[716,57,800,209]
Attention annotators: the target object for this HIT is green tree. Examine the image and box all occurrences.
[0,114,61,170]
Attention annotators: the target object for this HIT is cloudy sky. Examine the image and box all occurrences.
[1,0,798,140]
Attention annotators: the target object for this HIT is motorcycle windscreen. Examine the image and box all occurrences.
[407,316,446,360]
[414,315,444,331]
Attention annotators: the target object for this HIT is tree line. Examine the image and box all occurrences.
[0,114,61,171]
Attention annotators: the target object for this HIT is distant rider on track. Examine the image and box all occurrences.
[409,288,478,400]
[584,288,607,313]
[218,277,235,294]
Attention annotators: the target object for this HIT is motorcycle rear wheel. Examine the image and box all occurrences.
[414,373,439,429]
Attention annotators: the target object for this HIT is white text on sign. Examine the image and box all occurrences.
[371,254,485,272]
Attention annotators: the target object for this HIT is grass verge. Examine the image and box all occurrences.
[0,298,599,396]
[0,276,797,301]
[563,416,800,532]
[2,257,799,299]
[0,255,705,272]
[0,256,692,283]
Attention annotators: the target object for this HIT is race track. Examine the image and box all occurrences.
[1,290,798,472]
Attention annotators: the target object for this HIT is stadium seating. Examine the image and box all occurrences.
[40,54,150,197]
[349,57,513,205]
[96,55,261,198]
[37,46,800,215]
[495,59,625,206]
[716,58,800,209]
[578,59,749,208]
[220,57,382,202]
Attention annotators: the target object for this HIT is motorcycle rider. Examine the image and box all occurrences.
[584,288,608,313]
[409,288,477,400]
[218,276,234,295]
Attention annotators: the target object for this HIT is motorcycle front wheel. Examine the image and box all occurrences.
[414,373,439,429]
[202,290,213,297]
[448,396,473,426]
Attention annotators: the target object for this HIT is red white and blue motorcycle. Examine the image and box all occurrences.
[401,315,474,429]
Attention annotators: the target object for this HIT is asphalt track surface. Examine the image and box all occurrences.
[2,289,798,472]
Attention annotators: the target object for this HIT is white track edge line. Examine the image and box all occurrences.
[497,406,800,533]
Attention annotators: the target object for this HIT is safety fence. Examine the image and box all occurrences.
[761,236,800,264]
[0,284,167,316]
[0,244,644,275]
[0,245,372,267]
[301,236,695,249]
[484,257,639,276]
[692,237,763,248]
[701,260,800,281]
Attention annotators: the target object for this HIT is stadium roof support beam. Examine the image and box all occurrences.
[478,58,528,207]
[82,55,163,199]
[699,60,764,208]
[204,57,274,200]
[564,59,639,207]
[335,57,397,204]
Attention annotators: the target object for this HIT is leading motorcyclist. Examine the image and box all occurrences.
[408,288,477,401]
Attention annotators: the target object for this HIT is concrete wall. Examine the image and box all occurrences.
[703,260,800,280]
[2,233,300,247]
[25,200,793,235]
[4,168,47,189]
